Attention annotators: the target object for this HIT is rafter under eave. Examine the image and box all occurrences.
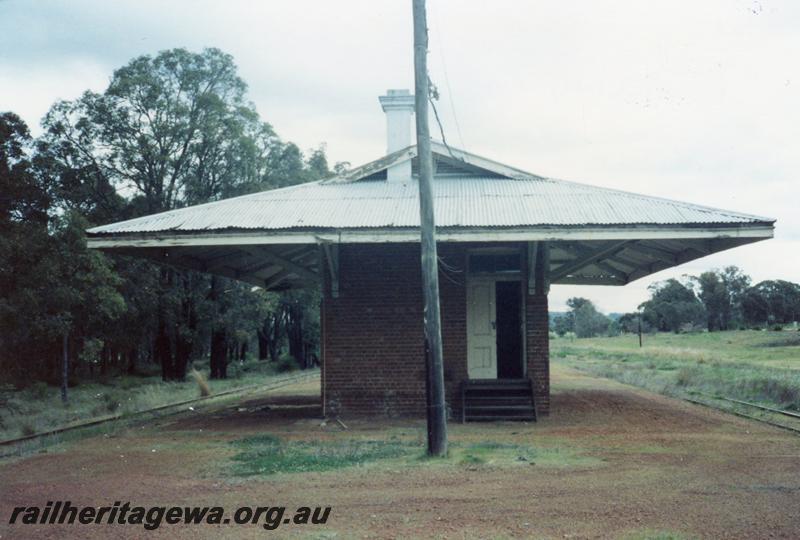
[550,241,632,282]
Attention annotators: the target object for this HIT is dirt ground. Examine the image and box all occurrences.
[2,366,799,539]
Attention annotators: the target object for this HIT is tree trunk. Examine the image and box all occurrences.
[61,334,68,403]
[268,313,282,362]
[286,304,304,366]
[174,334,191,382]
[100,343,110,376]
[257,328,269,360]
[173,284,197,381]
[209,329,227,379]
[207,275,228,379]
[156,267,175,381]
[268,337,279,363]
[155,320,172,381]
[127,347,137,375]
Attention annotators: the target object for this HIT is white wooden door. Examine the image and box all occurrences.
[467,278,497,379]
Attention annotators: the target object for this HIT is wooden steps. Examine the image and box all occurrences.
[461,379,537,422]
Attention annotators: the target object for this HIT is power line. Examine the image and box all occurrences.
[429,0,466,150]
[428,77,460,162]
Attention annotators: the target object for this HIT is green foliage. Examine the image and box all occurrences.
[229,435,589,476]
[639,279,706,333]
[28,382,49,400]
[230,435,414,476]
[617,312,653,334]
[0,112,49,224]
[621,530,697,540]
[552,298,612,338]
[552,331,800,411]
[574,301,611,338]
[2,48,332,388]
[552,313,573,336]
[614,267,800,336]
[0,113,126,385]
[275,354,300,373]
[0,363,296,440]
[742,280,800,326]
[692,266,751,331]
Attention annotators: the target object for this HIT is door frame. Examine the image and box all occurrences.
[465,247,527,380]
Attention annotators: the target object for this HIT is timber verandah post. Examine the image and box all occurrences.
[413,0,447,457]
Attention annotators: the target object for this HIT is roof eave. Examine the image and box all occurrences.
[86,222,775,249]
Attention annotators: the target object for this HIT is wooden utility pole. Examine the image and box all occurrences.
[638,312,643,348]
[413,0,448,457]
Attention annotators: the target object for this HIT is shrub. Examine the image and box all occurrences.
[117,377,143,390]
[679,322,704,334]
[675,368,693,387]
[28,381,50,400]
[275,355,300,373]
[100,390,126,413]
[226,361,243,379]
[79,338,104,366]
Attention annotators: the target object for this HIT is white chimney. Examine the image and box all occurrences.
[379,89,414,182]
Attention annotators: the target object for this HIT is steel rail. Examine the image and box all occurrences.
[685,397,800,436]
[700,394,800,420]
[0,371,319,449]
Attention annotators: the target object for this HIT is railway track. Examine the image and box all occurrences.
[0,371,319,454]
[708,395,800,420]
[686,393,800,435]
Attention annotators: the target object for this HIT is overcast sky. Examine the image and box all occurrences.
[1,0,797,313]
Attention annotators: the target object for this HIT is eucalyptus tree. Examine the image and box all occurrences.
[640,279,706,333]
[35,48,330,380]
[36,49,301,380]
[0,114,124,390]
[692,266,751,331]
[742,280,800,326]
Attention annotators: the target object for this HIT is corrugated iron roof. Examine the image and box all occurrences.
[88,145,773,236]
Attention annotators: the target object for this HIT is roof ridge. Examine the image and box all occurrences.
[322,142,549,184]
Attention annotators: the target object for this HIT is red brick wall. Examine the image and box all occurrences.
[525,293,550,416]
[321,242,549,418]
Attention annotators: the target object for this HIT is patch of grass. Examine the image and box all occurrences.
[230,434,600,476]
[445,439,600,469]
[452,441,535,466]
[0,361,315,442]
[230,435,415,476]
[459,453,485,465]
[552,331,800,412]
[556,330,800,368]
[621,529,698,540]
[760,335,800,348]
